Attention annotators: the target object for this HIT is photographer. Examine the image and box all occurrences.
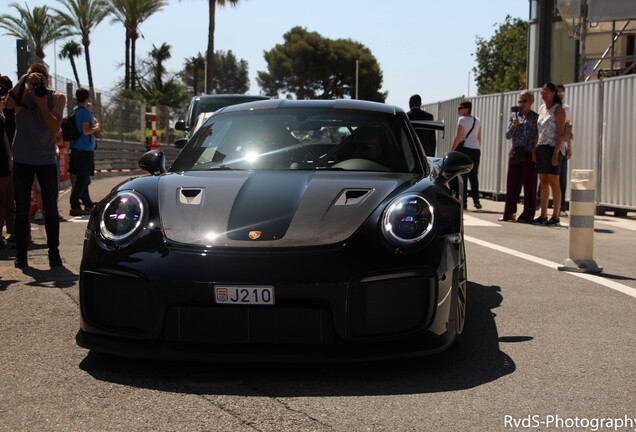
[500,90,539,223]
[4,63,66,268]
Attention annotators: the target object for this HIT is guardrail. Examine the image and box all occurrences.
[93,138,181,172]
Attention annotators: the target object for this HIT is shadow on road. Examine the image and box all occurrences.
[79,283,522,397]
[595,272,636,282]
[22,266,79,288]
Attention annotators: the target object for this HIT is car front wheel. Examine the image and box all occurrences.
[453,240,467,342]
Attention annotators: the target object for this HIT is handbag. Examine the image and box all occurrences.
[508,147,527,165]
[563,120,573,141]
[456,117,476,151]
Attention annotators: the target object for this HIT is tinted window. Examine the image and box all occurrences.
[171,107,423,174]
[191,97,268,127]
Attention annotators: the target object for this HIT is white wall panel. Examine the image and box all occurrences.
[472,94,504,194]
[422,74,636,210]
[601,76,636,208]
[562,81,600,203]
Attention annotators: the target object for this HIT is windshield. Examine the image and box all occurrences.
[191,97,268,125]
[171,107,423,173]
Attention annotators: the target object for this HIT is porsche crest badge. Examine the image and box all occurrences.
[249,231,262,240]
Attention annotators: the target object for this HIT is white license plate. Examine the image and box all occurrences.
[214,285,275,305]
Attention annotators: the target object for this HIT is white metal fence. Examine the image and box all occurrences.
[423,73,636,211]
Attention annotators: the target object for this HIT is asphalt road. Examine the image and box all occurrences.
[1,174,635,432]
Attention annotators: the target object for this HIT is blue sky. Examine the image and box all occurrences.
[0,0,529,109]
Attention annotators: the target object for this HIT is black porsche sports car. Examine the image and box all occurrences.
[76,99,473,362]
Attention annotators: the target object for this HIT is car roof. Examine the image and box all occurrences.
[218,99,404,115]
[192,94,270,101]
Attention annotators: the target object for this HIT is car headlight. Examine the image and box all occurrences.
[100,191,146,242]
[382,194,434,248]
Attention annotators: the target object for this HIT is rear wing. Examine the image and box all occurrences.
[410,119,445,138]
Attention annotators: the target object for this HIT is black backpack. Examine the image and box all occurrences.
[61,108,82,142]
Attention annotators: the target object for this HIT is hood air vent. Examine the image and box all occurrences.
[334,189,373,206]
[179,188,203,205]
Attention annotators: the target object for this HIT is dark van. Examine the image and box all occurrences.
[175,94,270,139]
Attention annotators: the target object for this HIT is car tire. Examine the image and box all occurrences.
[451,239,467,346]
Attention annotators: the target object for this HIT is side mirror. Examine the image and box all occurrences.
[174,138,187,149]
[174,120,187,131]
[436,151,473,185]
[139,150,166,176]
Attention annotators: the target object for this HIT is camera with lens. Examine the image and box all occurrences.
[510,106,523,113]
[33,82,48,97]
[28,73,48,97]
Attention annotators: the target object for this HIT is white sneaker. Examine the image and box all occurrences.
[560,210,568,217]
[34,210,43,221]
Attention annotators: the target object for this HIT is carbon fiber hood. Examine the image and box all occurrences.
[158,170,414,247]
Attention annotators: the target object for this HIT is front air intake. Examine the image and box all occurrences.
[348,275,435,338]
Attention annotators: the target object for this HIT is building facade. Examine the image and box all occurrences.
[527,0,636,87]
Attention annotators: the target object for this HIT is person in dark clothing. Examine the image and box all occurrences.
[3,63,66,268]
[407,94,436,157]
[0,86,13,247]
[501,90,538,223]
[0,75,16,143]
[0,74,16,245]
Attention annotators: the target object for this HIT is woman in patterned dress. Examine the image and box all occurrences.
[532,83,565,226]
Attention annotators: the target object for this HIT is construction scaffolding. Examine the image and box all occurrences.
[557,0,636,81]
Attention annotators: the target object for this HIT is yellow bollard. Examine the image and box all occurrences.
[558,170,603,273]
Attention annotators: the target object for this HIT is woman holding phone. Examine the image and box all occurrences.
[501,90,538,223]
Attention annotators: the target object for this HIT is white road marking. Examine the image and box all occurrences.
[463,214,500,227]
[465,235,636,299]
[67,217,90,223]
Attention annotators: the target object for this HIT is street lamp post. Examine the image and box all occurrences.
[355,60,359,99]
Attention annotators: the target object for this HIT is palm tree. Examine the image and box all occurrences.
[54,0,110,91]
[109,0,166,91]
[59,40,83,85]
[0,3,68,61]
[204,0,240,94]
[184,53,205,95]
[149,42,171,92]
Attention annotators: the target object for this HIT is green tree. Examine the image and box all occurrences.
[213,50,249,94]
[136,46,189,109]
[329,38,386,101]
[137,77,189,108]
[109,0,166,90]
[149,42,171,92]
[257,27,386,102]
[180,50,249,96]
[181,52,206,95]
[59,40,83,85]
[55,0,110,91]
[473,15,528,95]
[0,3,68,61]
